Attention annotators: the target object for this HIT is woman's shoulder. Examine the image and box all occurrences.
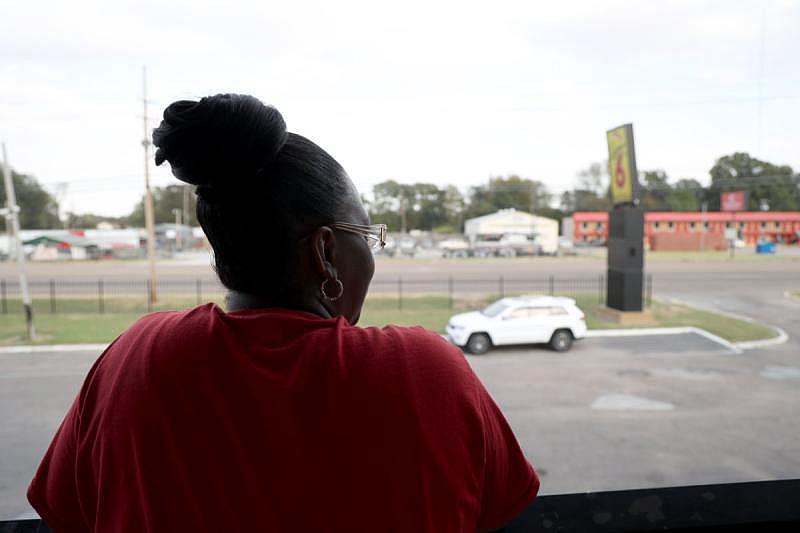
[102,304,219,364]
[126,302,218,332]
[348,323,473,374]
[354,323,454,350]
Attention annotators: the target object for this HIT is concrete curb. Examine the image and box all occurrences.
[735,327,789,350]
[0,344,108,355]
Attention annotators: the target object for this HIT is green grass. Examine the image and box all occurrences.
[651,301,775,342]
[360,295,483,332]
[0,293,777,346]
[644,250,782,262]
[0,313,143,345]
[0,296,225,345]
[552,248,797,263]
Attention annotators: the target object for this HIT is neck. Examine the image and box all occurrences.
[226,290,333,319]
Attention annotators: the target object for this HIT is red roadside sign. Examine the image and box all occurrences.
[721,191,747,212]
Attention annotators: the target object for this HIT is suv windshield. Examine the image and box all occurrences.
[482,301,510,317]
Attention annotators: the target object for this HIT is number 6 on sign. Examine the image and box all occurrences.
[606,124,640,205]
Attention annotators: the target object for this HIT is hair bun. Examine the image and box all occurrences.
[152,94,287,190]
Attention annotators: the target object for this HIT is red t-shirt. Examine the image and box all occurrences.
[28,304,538,532]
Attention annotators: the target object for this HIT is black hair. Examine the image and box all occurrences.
[153,94,352,297]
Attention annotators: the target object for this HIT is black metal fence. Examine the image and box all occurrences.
[0,278,222,315]
[0,275,654,314]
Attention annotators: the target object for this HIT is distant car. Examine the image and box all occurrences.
[446,296,587,354]
[558,237,577,256]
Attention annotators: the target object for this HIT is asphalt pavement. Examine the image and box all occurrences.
[469,333,800,496]
[0,349,98,519]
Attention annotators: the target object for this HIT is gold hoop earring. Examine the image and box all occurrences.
[321,278,344,301]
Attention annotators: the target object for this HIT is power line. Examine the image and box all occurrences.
[469,174,799,193]
[39,174,143,184]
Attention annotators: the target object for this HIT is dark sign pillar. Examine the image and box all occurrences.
[605,123,645,314]
[607,205,644,311]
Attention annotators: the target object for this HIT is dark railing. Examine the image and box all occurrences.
[508,479,800,532]
[2,479,797,532]
[0,275,654,314]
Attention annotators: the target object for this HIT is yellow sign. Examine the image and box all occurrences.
[606,124,638,205]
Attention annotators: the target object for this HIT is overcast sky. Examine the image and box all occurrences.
[2,0,799,217]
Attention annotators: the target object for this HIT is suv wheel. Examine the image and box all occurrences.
[466,333,491,355]
[549,330,573,352]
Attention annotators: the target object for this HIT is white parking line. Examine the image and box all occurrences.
[0,343,108,355]
[591,394,675,411]
[735,327,788,350]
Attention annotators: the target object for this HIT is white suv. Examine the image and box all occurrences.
[446,296,587,354]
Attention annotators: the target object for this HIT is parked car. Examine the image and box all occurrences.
[438,238,470,258]
[446,296,587,354]
[558,237,577,256]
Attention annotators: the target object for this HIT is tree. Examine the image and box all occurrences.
[705,153,799,211]
[667,179,703,211]
[560,163,611,213]
[463,175,551,220]
[0,169,61,231]
[639,171,706,212]
[368,181,462,232]
[639,170,671,211]
[576,162,608,197]
[436,185,466,233]
[66,213,126,229]
[127,185,197,226]
[560,189,611,213]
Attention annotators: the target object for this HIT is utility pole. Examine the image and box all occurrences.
[172,208,182,251]
[182,184,191,227]
[529,184,537,246]
[53,182,69,228]
[2,143,35,340]
[529,184,537,215]
[399,197,407,235]
[142,67,158,304]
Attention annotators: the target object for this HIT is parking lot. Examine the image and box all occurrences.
[2,329,799,519]
[470,333,800,495]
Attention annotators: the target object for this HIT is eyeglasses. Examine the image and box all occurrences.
[330,223,388,251]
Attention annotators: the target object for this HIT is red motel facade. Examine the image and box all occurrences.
[573,211,800,248]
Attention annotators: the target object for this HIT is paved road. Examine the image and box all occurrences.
[3,330,799,519]
[2,255,799,303]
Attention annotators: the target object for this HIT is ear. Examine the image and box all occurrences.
[310,226,338,280]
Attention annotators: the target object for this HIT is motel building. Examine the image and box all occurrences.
[570,211,800,251]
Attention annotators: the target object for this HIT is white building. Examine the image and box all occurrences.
[464,209,559,254]
[1,229,142,260]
